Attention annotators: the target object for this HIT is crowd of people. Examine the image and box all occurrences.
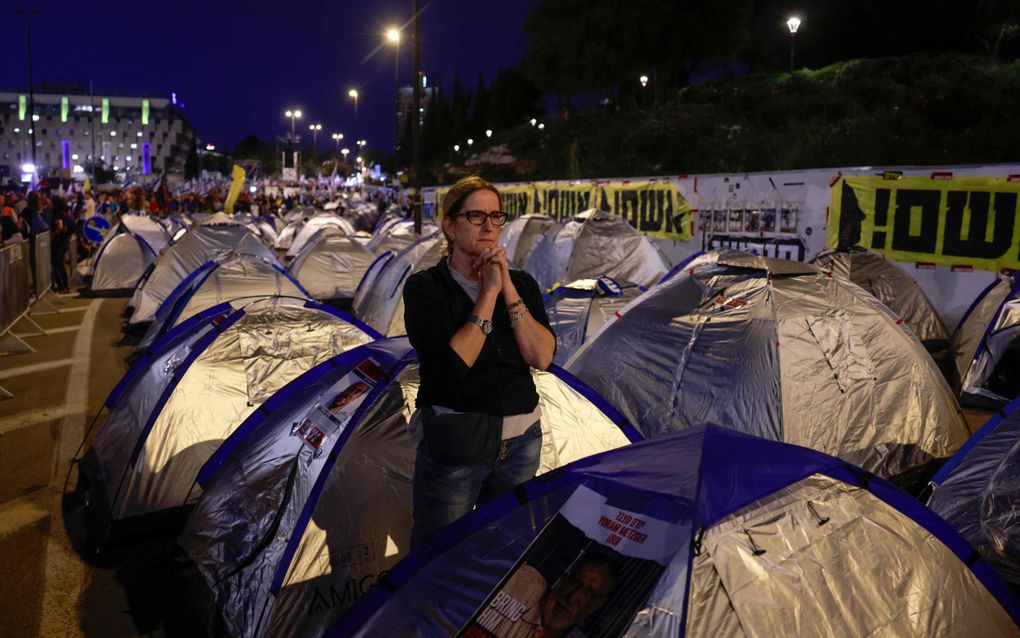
[1,179,404,296]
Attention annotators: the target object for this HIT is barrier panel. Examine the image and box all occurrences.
[0,240,32,338]
[34,231,52,297]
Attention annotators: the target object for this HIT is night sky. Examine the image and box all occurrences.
[3,0,540,153]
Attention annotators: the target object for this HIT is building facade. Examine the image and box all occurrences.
[0,86,201,184]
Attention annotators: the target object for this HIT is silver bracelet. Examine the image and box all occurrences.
[509,307,529,328]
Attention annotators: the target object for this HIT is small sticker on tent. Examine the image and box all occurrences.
[914,262,936,270]
[951,264,973,272]
[715,295,748,308]
[354,358,385,384]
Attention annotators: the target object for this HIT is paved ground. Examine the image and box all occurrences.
[0,292,218,637]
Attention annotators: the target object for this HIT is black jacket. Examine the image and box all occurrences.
[403,257,553,416]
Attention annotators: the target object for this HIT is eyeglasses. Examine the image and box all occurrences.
[457,210,508,226]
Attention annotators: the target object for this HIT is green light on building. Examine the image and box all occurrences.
[102,98,110,124]
[142,99,150,125]
[61,97,69,122]
[18,95,27,120]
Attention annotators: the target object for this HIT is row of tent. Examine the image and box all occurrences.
[70,201,1020,636]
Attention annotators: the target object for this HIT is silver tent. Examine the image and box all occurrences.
[337,425,1020,638]
[498,214,555,267]
[545,277,646,366]
[178,337,637,638]
[928,396,1020,588]
[566,250,970,478]
[285,214,357,260]
[129,223,276,324]
[366,217,439,257]
[80,298,378,542]
[523,209,670,291]
[137,252,312,352]
[87,215,172,293]
[353,233,443,336]
[952,272,1020,407]
[812,247,949,347]
[288,230,376,303]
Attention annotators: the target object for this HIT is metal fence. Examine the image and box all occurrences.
[34,231,52,297]
[0,239,32,338]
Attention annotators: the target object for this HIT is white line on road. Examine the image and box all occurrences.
[40,298,100,638]
[0,358,79,380]
[0,405,88,436]
[15,325,81,337]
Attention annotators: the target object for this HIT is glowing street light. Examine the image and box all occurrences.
[529,118,537,126]
[284,109,302,135]
[466,138,473,146]
[331,132,344,156]
[453,144,460,152]
[385,27,401,151]
[309,123,322,155]
[348,88,359,122]
[485,129,492,138]
[537,123,545,130]
[786,16,802,73]
[639,75,649,87]
[341,147,350,164]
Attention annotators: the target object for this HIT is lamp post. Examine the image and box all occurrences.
[308,123,322,156]
[284,109,302,137]
[347,89,359,155]
[16,8,41,166]
[331,132,344,158]
[386,27,401,151]
[341,147,350,165]
[786,17,801,73]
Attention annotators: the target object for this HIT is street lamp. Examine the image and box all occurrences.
[485,129,492,138]
[385,27,401,150]
[309,123,322,155]
[284,109,302,135]
[331,132,344,157]
[341,147,350,165]
[639,75,648,87]
[348,88,359,122]
[786,16,801,73]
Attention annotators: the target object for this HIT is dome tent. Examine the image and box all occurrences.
[544,276,646,366]
[366,216,439,257]
[523,209,670,291]
[178,337,637,638]
[334,426,1020,638]
[566,250,970,479]
[129,222,276,324]
[87,215,171,294]
[812,246,950,348]
[928,395,1020,587]
[952,271,1020,408]
[287,228,376,304]
[353,232,443,336]
[498,213,555,267]
[285,214,357,260]
[136,252,311,352]
[77,298,378,544]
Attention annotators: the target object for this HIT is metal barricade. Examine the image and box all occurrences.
[1,239,36,398]
[34,231,52,298]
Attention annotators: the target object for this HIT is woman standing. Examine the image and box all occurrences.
[403,175,556,547]
[49,196,72,293]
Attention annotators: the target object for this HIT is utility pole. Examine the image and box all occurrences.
[16,8,41,166]
[412,0,422,233]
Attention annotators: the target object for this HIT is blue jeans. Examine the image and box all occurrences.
[411,420,542,548]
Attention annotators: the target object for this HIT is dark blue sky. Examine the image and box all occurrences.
[3,0,540,153]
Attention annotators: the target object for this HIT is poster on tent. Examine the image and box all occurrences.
[292,357,385,457]
[457,484,685,638]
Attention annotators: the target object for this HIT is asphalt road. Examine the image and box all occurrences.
[0,293,219,637]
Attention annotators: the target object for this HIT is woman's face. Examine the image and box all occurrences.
[444,189,501,258]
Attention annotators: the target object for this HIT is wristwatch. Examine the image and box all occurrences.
[467,314,493,335]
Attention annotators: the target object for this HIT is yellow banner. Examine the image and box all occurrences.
[535,182,596,220]
[829,175,1020,272]
[499,184,535,220]
[597,181,693,240]
[224,165,246,214]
